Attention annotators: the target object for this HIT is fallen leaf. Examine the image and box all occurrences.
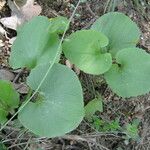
[13,82,29,94]
[0,0,42,30]
[0,69,15,81]
[0,0,6,11]
[0,25,6,39]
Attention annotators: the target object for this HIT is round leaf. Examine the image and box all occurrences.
[63,30,112,75]
[18,63,84,137]
[104,48,150,98]
[91,12,140,56]
[9,16,61,69]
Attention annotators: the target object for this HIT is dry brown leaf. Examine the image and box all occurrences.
[65,60,81,75]
[0,69,15,81]
[0,0,6,10]
[0,0,42,30]
[0,25,6,40]
[13,83,29,94]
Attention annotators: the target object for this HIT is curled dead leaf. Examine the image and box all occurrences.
[0,0,42,30]
[0,0,6,10]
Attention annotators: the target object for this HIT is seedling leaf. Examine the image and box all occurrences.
[63,30,112,75]
[85,98,103,120]
[125,119,140,140]
[9,16,61,69]
[18,63,84,137]
[105,48,150,98]
[91,12,140,56]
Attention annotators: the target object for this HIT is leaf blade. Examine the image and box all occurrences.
[105,48,150,97]
[18,63,84,137]
[63,30,112,75]
[9,16,61,69]
[91,12,140,56]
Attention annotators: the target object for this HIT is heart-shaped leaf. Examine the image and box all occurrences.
[0,80,19,124]
[9,16,61,69]
[63,30,112,75]
[18,63,84,137]
[91,12,140,56]
[104,48,150,98]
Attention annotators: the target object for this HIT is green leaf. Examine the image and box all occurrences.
[0,80,19,124]
[9,16,61,69]
[0,108,8,124]
[63,30,112,75]
[49,16,69,34]
[18,63,84,137]
[125,119,140,140]
[0,80,19,109]
[104,48,150,98]
[91,12,140,56]
[85,98,103,120]
[0,143,7,150]
[106,119,120,131]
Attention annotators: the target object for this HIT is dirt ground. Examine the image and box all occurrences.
[0,0,150,150]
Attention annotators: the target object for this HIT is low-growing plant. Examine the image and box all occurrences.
[124,119,140,141]
[92,116,121,132]
[91,116,140,141]
[0,12,149,138]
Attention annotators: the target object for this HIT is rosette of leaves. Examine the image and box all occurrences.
[63,12,150,98]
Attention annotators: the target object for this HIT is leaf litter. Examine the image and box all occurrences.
[0,0,42,30]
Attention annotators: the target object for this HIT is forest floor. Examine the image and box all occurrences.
[0,0,150,150]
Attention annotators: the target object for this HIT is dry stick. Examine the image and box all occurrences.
[0,0,81,132]
[104,0,111,13]
[13,69,25,83]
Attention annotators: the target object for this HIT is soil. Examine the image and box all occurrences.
[0,0,150,150]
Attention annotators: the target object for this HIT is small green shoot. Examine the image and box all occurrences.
[85,97,103,120]
[125,119,140,141]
